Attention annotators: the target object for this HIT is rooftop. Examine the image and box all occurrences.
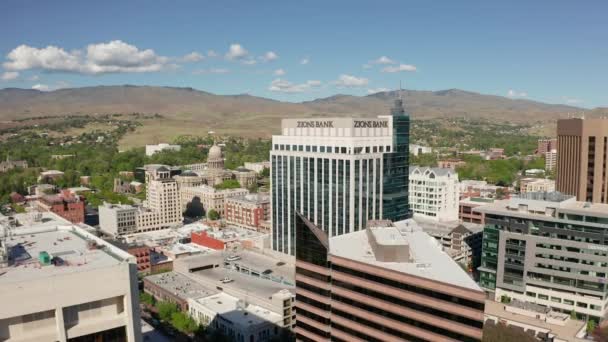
[0,216,133,284]
[329,219,481,291]
[145,271,217,300]
[475,193,608,218]
[413,215,483,235]
[192,292,282,326]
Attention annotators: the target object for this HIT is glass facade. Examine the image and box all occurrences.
[382,98,411,221]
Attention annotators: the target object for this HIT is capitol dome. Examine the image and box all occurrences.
[208,144,222,160]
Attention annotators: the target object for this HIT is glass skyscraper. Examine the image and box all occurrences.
[270,98,411,255]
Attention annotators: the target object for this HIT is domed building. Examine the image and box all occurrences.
[199,143,234,186]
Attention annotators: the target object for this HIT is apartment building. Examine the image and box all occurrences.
[294,214,485,342]
[409,166,460,221]
[477,192,608,321]
[224,193,271,231]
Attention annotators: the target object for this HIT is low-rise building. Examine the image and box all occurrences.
[0,213,141,342]
[409,166,460,221]
[460,180,508,199]
[224,193,271,231]
[188,292,284,342]
[438,158,466,169]
[244,161,270,174]
[38,170,64,183]
[36,189,85,223]
[409,144,433,156]
[143,271,216,311]
[520,178,555,193]
[0,159,27,173]
[179,185,248,216]
[232,167,257,187]
[145,143,181,156]
[459,197,494,224]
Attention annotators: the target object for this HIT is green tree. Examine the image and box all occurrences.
[170,311,199,334]
[139,292,155,306]
[214,179,241,190]
[156,301,179,322]
[260,167,270,177]
[207,209,220,221]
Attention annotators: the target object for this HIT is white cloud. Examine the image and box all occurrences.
[193,68,230,74]
[225,43,248,60]
[32,83,50,91]
[367,87,390,94]
[300,57,309,65]
[334,74,369,88]
[3,40,172,74]
[242,58,257,65]
[507,89,528,98]
[260,51,278,62]
[1,71,19,80]
[274,68,286,76]
[362,64,372,69]
[381,64,417,73]
[29,75,39,81]
[372,56,396,65]
[269,78,321,93]
[207,50,218,57]
[181,52,204,62]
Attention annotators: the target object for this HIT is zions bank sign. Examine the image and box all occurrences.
[295,120,388,128]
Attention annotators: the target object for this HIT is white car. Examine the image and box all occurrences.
[225,255,241,262]
[220,277,234,284]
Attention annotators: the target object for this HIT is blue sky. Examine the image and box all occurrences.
[0,0,606,107]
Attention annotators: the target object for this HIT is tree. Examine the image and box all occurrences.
[587,320,597,334]
[214,179,241,190]
[156,301,179,322]
[170,311,199,334]
[139,292,155,306]
[260,167,270,177]
[207,209,220,221]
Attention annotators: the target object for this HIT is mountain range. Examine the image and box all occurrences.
[0,86,599,137]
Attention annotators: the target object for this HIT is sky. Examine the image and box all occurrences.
[0,0,606,107]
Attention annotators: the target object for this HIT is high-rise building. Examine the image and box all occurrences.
[556,118,608,203]
[545,148,558,171]
[409,166,460,221]
[537,138,557,155]
[477,192,608,321]
[294,214,485,342]
[271,98,410,255]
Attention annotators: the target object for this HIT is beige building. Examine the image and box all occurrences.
[244,161,270,174]
[100,167,182,237]
[0,214,141,342]
[545,149,558,172]
[520,178,555,193]
[556,118,608,203]
[179,185,248,216]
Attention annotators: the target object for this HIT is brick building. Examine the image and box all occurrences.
[224,193,270,231]
[36,190,85,223]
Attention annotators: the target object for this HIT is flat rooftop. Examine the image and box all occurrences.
[191,267,294,299]
[484,300,586,342]
[145,271,217,300]
[0,218,133,284]
[329,219,481,291]
[475,195,608,219]
[413,215,483,235]
[193,292,282,326]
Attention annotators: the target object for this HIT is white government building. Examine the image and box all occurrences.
[145,143,181,156]
[409,166,460,222]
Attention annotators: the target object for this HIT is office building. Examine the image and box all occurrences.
[477,192,608,321]
[271,97,410,255]
[225,193,271,231]
[0,213,141,342]
[520,178,556,194]
[556,118,608,203]
[100,167,182,237]
[537,138,558,155]
[145,143,181,156]
[294,214,485,342]
[409,166,460,221]
[545,149,558,172]
[459,197,494,224]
